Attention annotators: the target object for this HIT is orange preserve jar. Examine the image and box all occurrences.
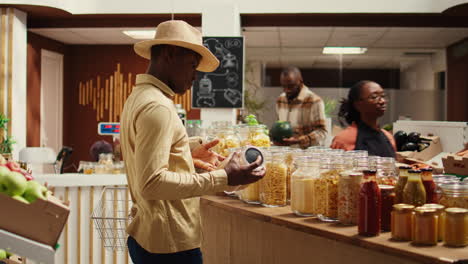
[391,204,414,241]
[412,207,438,246]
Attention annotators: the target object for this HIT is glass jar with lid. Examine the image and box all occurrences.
[422,203,445,241]
[260,151,288,207]
[337,171,363,225]
[434,175,460,202]
[317,156,343,221]
[391,204,415,241]
[99,153,114,165]
[291,156,321,216]
[444,208,468,247]
[354,157,369,172]
[439,182,468,209]
[376,157,397,186]
[213,127,241,157]
[235,124,251,146]
[413,207,438,246]
[248,125,271,147]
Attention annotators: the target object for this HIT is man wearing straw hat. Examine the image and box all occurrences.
[120,20,265,263]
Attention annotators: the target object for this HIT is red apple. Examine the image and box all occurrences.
[6,161,21,172]
[20,169,33,181]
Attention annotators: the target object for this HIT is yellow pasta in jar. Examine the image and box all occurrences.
[260,161,287,207]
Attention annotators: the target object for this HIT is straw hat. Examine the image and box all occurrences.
[134,20,219,72]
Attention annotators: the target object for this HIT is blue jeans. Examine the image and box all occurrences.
[127,236,203,264]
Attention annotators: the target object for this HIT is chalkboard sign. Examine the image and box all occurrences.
[192,36,244,108]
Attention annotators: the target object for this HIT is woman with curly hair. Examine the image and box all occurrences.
[331,80,396,157]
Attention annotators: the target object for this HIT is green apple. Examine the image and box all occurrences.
[12,195,29,204]
[23,180,47,203]
[1,171,26,197]
[0,249,6,260]
[0,166,11,193]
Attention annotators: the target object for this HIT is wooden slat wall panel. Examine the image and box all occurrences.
[0,9,7,123]
[6,8,13,136]
[75,64,194,123]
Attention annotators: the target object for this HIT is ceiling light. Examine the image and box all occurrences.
[122,30,156,40]
[322,47,367,55]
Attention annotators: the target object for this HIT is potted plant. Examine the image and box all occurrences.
[0,113,15,160]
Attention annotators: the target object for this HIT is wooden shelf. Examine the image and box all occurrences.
[201,195,468,264]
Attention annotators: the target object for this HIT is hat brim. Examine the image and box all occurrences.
[134,39,220,73]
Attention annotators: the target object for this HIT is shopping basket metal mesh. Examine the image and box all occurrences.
[91,187,133,251]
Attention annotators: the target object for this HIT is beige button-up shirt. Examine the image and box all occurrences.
[276,85,327,148]
[121,74,228,253]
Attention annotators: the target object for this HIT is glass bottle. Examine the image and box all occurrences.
[259,151,288,207]
[391,204,415,241]
[380,185,395,232]
[413,207,438,246]
[421,167,437,203]
[337,171,363,225]
[358,170,381,236]
[186,120,194,137]
[394,166,411,204]
[439,182,468,209]
[444,208,468,247]
[291,156,321,216]
[422,203,445,241]
[402,169,426,207]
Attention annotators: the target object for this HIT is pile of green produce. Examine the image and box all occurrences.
[0,158,50,204]
[0,249,12,260]
[270,121,293,143]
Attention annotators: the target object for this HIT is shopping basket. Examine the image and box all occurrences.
[91,187,133,251]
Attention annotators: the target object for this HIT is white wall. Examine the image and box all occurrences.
[400,50,447,91]
[1,0,468,14]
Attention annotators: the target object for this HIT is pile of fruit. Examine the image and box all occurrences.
[0,249,12,260]
[0,156,49,204]
[393,131,431,152]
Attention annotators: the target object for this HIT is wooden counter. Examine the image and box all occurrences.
[200,195,468,264]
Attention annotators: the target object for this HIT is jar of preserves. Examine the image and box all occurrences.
[376,157,397,186]
[444,208,468,247]
[413,207,438,246]
[391,204,415,241]
[402,169,426,207]
[358,170,381,236]
[439,182,468,209]
[337,171,363,225]
[291,156,321,216]
[394,165,411,204]
[422,203,445,241]
[434,175,460,202]
[380,185,395,232]
[259,151,288,207]
[421,167,437,203]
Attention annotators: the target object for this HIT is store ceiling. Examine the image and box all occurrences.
[30,26,468,69]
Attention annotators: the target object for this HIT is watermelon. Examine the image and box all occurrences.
[270,121,293,143]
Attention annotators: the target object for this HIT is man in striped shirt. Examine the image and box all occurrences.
[275,67,327,148]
